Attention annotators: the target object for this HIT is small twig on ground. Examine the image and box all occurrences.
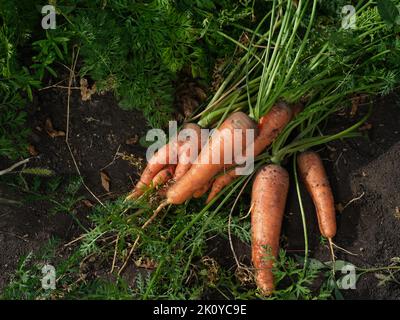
[0,230,29,242]
[0,198,23,206]
[334,151,343,168]
[101,145,122,171]
[39,79,80,91]
[39,79,68,91]
[0,158,31,176]
[64,234,87,247]
[110,233,120,273]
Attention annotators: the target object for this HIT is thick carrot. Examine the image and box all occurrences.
[167,112,257,205]
[251,164,289,296]
[152,165,176,189]
[297,151,336,239]
[206,103,293,203]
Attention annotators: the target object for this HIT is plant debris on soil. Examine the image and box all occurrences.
[1,84,399,298]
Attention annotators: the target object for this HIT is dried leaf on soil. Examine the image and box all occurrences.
[134,257,157,269]
[395,206,400,220]
[80,78,97,101]
[45,118,65,138]
[82,199,94,208]
[28,144,39,156]
[100,171,111,192]
[125,135,139,145]
[359,123,372,131]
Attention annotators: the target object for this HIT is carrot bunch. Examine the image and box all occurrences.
[126,102,293,204]
[126,98,339,296]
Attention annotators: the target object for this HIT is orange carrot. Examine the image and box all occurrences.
[206,103,293,203]
[297,151,336,240]
[192,181,213,198]
[251,164,289,296]
[126,123,200,200]
[166,112,257,205]
[151,165,176,189]
[174,123,203,180]
[253,102,293,156]
[206,169,237,203]
[126,142,180,200]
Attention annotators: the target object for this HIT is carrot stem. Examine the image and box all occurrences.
[293,154,309,274]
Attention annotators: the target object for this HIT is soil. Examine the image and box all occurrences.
[1,81,399,299]
[0,81,148,291]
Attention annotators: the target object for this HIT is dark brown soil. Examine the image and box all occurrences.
[1,84,399,299]
[0,84,148,291]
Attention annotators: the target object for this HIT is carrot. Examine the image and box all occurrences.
[174,123,203,180]
[206,169,237,203]
[126,123,200,200]
[152,165,176,189]
[166,112,257,205]
[126,142,179,200]
[251,164,289,296]
[192,181,213,198]
[297,151,336,240]
[206,103,293,203]
[254,102,293,156]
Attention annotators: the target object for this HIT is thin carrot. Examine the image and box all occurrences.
[174,123,203,180]
[126,123,200,200]
[152,165,176,189]
[251,164,289,296]
[192,181,213,198]
[297,151,337,240]
[206,169,237,203]
[126,142,179,200]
